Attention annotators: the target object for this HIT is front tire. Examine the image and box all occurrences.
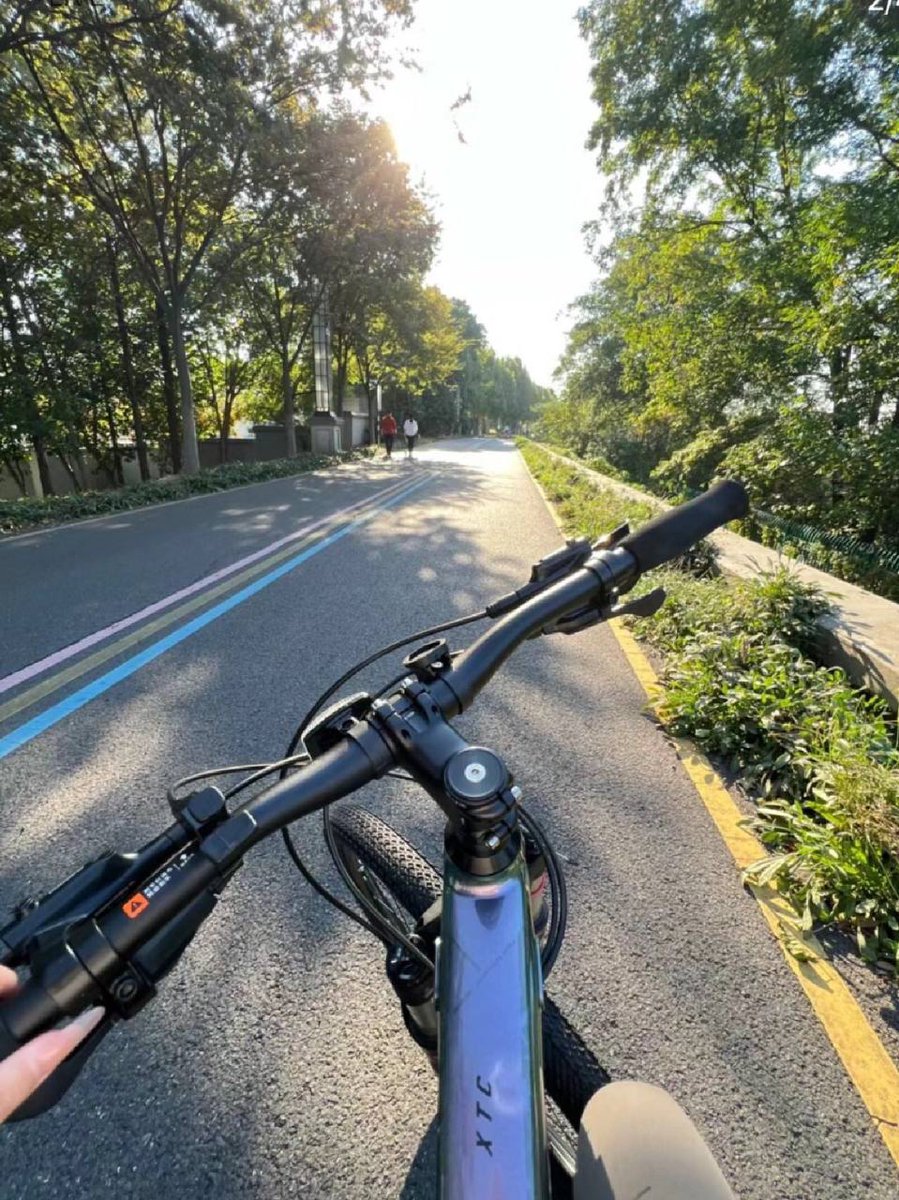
[328,805,610,1134]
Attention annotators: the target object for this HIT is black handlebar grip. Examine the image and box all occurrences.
[618,479,749,574]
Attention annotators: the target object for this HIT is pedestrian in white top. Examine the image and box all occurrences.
[403,415,419,459]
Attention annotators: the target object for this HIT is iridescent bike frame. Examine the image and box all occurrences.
[437,847,547,1198]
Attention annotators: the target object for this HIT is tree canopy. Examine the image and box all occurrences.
[542,0,899,569]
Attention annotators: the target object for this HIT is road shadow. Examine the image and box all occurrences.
[0,443,532,1198]
[398,1117,439,1199]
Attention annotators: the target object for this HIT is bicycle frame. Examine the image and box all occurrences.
[437,845,547,1198]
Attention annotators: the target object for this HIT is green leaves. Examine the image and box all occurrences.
[633,563,899,970]
[518,442,659,545]
[528,436,899,969]
[0,1,426,477]
[551,0,899,602]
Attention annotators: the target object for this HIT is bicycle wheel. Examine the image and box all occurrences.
[328,805,610,1132]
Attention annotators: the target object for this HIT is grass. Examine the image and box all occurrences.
[520,439,899,972]
[517,438,719,579]
[517,438,659,537]
[0,449,375,535]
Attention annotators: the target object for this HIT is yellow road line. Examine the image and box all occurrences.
[520,448,899,1170]
[611,621,899,1166]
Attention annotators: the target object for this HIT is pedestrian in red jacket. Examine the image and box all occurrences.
[380,412,397,459]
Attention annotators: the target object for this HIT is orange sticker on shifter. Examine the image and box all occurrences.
[122,893,149,919]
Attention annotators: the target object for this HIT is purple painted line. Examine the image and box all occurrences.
[0,472,417,696]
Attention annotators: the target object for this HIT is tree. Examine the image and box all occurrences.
[0,0,179,57]
[244,112,436,454]
[192,325,257,460]
[553,0,899,546]
[324,119,438,419]
[12,0,414,472]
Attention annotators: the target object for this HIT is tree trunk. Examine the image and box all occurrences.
[31,435,53,496]
[220,395,234,464]
[335,338,348,412]
[0,263,54,494]
[73,446,91,489]
[155,297,181,474]
[830,346,854,430]
[57,451,81,492]
[108,238,150,481]
[366,384,377,445]
[282,357,297,457]
[868,391,883,429]
[105,397,125,486]
[167,298,199,474]
[893,397,899,428]
[2,455,27,495]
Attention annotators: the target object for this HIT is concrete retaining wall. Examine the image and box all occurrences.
[536,444,899,709]
[0,449,160,499]
[197,439,257,469]
[250,424,312,460]
[1,428,318,499]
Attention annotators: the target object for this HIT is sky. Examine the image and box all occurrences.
[370,0,603,390]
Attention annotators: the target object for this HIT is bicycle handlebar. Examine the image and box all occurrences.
[433,552,628,714]
[616,479,748,574]
[0,479,747,1118]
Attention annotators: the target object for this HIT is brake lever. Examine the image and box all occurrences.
[607,586,667,621]
[544,586,666,637]
[0,788,235,1122]
[485,521,636,622]
[1,881,223,1122]
[593,522,630,551]
[485,537,593,617]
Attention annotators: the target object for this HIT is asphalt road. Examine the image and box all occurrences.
[0,439,895,1198]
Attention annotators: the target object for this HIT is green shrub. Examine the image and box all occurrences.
[747,756,899,967]
[637,567,829,659]
[539,431,899,603]
[746,522,899,604]
[633,569,899,968]
[658,633,895,792]
[0,449,373,534]
[517,438,659,539]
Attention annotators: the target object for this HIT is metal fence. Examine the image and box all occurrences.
[753,509,899,577]
[749,511,899,602]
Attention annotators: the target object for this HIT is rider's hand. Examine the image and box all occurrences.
[0,965,104,1122]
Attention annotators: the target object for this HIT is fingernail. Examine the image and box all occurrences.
[71,1007,105,1037]
[34,1007,105,1074]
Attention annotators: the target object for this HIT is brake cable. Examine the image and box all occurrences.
[277,619,569,975]
[274,613,488,968]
